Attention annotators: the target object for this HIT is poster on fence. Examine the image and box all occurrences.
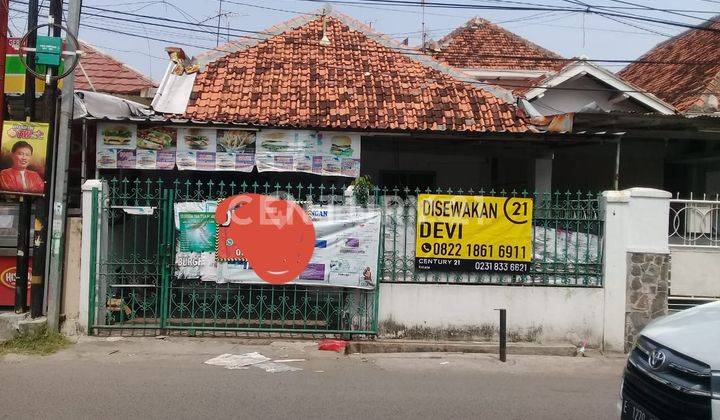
[415,194,533,273]
[173,201,380,289]
[255,130,361,177]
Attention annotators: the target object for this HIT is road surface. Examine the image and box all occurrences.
[0,337,625,419]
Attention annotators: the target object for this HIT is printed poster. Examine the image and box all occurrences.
[176,128,217,170]
[216,129,256,172]
[174,202,380,289]
[256,130,361,177]
[415,194,534,273]
[0,121,49,195]
[136,126,177,170]
[96,122,137,169]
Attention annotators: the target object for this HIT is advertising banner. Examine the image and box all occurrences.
[174,202,380,289]
[96,122,137,169]
[256,130,361,178]
[0,121,49,195]
[0,256,32,306]
[176,127,217,170]
[216,129,256,172]
[415,194,533,273]
[136,126,177,170]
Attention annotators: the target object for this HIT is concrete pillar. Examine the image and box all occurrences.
[601,188,670,352]
[78,180,104,333]
[534,156,553,193]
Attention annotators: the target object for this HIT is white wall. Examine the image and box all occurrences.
[379,283,605,345]
[670,248,720,297]
[530,75,649,116]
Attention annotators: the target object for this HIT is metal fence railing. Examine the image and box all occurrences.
[669,195,720,248]
[88,177,605,336]
[379,188,604,286]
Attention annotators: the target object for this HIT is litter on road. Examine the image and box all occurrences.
[204,352,270,369]
[254,362,303,373]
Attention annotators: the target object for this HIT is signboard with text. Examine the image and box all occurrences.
[415,194,533,273]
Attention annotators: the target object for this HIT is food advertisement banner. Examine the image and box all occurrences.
[174,202,380,289]
[415,194,533,273]
[0,121,49,195]
[256,130,361,177]
[96,122,137,169]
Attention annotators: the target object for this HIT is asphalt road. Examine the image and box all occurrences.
[0,337,626,420]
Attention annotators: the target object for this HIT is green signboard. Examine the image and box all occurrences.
[35,35,62,66]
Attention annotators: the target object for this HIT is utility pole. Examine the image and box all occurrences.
[421,0,427,52]
[15,0,38,313]
[216,0,223,47]
[30,0,62,318]
[45,0,81,331]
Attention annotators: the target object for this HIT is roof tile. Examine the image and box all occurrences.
[183,15,525,132]
[74,42,155,95]
[429,17,563,71]
[618,17,720,112]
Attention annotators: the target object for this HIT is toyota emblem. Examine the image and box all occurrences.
[648,349,667,370]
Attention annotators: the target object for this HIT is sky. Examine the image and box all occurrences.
[7,0,720,82]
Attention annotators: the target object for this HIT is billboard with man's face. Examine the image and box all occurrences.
[0,121,49,196]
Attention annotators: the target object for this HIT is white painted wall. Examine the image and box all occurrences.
[530,75,649,116]
[78,180,104,333]
[669,248,720,297]
[379,283,605,345]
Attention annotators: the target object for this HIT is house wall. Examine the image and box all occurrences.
[552,139,666,191]
[361,137,541,191]
[529,75,650,115]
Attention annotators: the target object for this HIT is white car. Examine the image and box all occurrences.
[621,301,720,419]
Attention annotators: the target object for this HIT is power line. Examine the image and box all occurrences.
[9,2,720,69]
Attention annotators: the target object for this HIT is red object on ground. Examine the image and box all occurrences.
[318,339,348,352]
[215,193,315,285]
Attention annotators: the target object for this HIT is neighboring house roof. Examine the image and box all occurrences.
[169,9,526,133]
[523,60,676,115]
[429,17,563,72]
[75,41,156,95]
[618,17,720,113]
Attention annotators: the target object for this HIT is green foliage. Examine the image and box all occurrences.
[351,175,374,207]
[0,326,71,356]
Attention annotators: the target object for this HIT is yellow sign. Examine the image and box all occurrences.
[415,194,533,273]
[0,121,49,196]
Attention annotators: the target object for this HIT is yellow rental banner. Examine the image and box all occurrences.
[415,194,533,273]
[0,121,49,196]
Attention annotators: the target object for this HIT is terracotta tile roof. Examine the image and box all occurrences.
[183,12,526,133]
[75,41,156,95]
[618,17,720,113]
[429,17,563,71]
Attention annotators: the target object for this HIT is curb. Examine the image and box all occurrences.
[345,341,577,357]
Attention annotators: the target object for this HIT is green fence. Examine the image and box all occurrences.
[87,178,603,336]
[381,188,604,286]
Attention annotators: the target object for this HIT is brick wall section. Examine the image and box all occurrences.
[624,252,670,352]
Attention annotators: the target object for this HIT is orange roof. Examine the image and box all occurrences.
[429,17,563,71]
[75,42,156,95]
[183,12,526,133]
[618,17,720,113]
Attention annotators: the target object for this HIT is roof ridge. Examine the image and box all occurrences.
[78,40,156,87]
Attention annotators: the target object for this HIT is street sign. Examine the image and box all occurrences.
[35,35,62,66]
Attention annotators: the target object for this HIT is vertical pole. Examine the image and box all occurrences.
[496,308,506,362]
[0,0,7,123]
[45,0,81,331]
[15,0,39,313]
[614,136,622,191]
[30,0,62,318]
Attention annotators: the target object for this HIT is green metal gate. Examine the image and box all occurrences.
[87,178,379,336]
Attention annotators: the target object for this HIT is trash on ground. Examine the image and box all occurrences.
[318,339,347,352]
[108,350,119,355]
[273,359,306,363]
[204,352,270,369]
[155,335,168,340]
[105,337,123,342]
[315,370,325,373]
[439,361,449,365]
[253,362,302,373]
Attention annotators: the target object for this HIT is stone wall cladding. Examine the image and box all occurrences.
[624,252,670,352]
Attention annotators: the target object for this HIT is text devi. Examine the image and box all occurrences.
[418,222,465,239]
